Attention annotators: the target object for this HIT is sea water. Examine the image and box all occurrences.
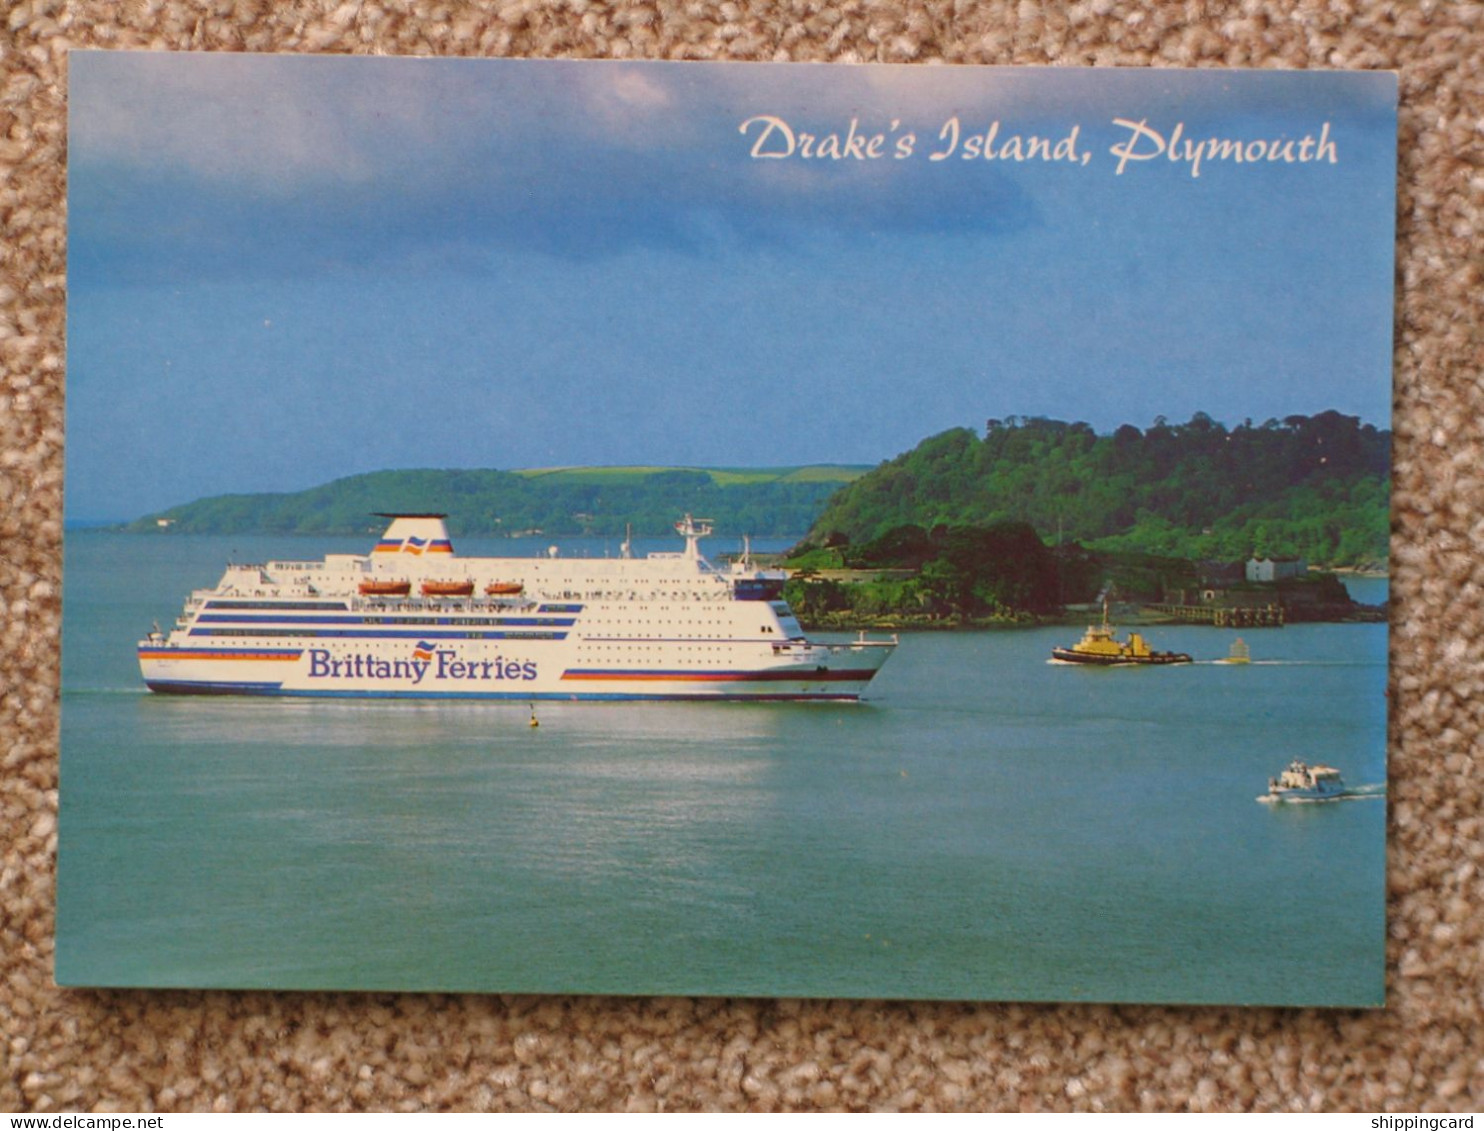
[56,532,1388,1004]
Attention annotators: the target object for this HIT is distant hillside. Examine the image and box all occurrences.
[802,412,1390,567]
[126,465,870,537]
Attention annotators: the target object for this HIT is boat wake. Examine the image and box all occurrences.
[1256,783,1386,804]
[1199,659,1363,667]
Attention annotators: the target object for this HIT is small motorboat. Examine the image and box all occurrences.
[1258,760,1349,803]
[1221,638,1252,664]
[484,581,525,596]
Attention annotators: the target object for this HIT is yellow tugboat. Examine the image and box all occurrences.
[1051,599,1192,666]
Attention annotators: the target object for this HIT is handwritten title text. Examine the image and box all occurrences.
[737,115,1339,178]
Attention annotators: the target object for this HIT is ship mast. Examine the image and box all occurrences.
[675,514,713,561]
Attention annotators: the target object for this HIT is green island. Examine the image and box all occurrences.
[779,411,1388,628]
[125,411,1387,627]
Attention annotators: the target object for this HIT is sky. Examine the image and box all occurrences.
[65,55,1398,520]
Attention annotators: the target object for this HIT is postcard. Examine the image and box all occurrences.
[59,54,1396,1005]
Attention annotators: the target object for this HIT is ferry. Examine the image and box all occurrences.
[1258,760,1350,803]
[1051,601,1192,666]
[138,514,897,701]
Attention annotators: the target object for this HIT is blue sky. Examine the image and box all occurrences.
[66,55,1397,520]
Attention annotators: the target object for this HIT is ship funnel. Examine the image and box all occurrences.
[373,513,454,557]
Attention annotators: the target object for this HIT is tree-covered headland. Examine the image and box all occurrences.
[783,412,1388,626]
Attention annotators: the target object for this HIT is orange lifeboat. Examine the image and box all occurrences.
[421,579,475,598]
[484,581,525,596]
[359,578,412,597]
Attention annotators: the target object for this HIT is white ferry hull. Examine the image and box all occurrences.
[138,639,892,701]
[138,513,897,703]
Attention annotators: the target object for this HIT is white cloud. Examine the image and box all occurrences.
[71,53,383,189]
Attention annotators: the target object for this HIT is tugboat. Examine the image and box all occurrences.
[1051,599,1192,666]
[1258,760,1348,803]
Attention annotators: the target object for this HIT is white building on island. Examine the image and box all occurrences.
[1246,556,1308,582]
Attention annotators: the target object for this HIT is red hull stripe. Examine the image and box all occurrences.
[560,669,876,683]
[138,649,303,662]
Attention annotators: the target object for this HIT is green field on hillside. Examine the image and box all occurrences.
[128,464,872,537]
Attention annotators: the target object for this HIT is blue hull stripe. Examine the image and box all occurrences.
[561,668,877,682]
[146,682,859,701]
[187,629,568,641]
[195,615,576,627]
[146,680,286,693]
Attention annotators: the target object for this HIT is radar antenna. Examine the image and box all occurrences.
[675,514,713,560]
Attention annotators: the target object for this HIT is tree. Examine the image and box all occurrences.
[806,411,1390,566]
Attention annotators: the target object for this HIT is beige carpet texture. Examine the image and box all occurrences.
[3,0,1481,1113]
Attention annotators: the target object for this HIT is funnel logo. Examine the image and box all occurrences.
[373,536,453,554]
